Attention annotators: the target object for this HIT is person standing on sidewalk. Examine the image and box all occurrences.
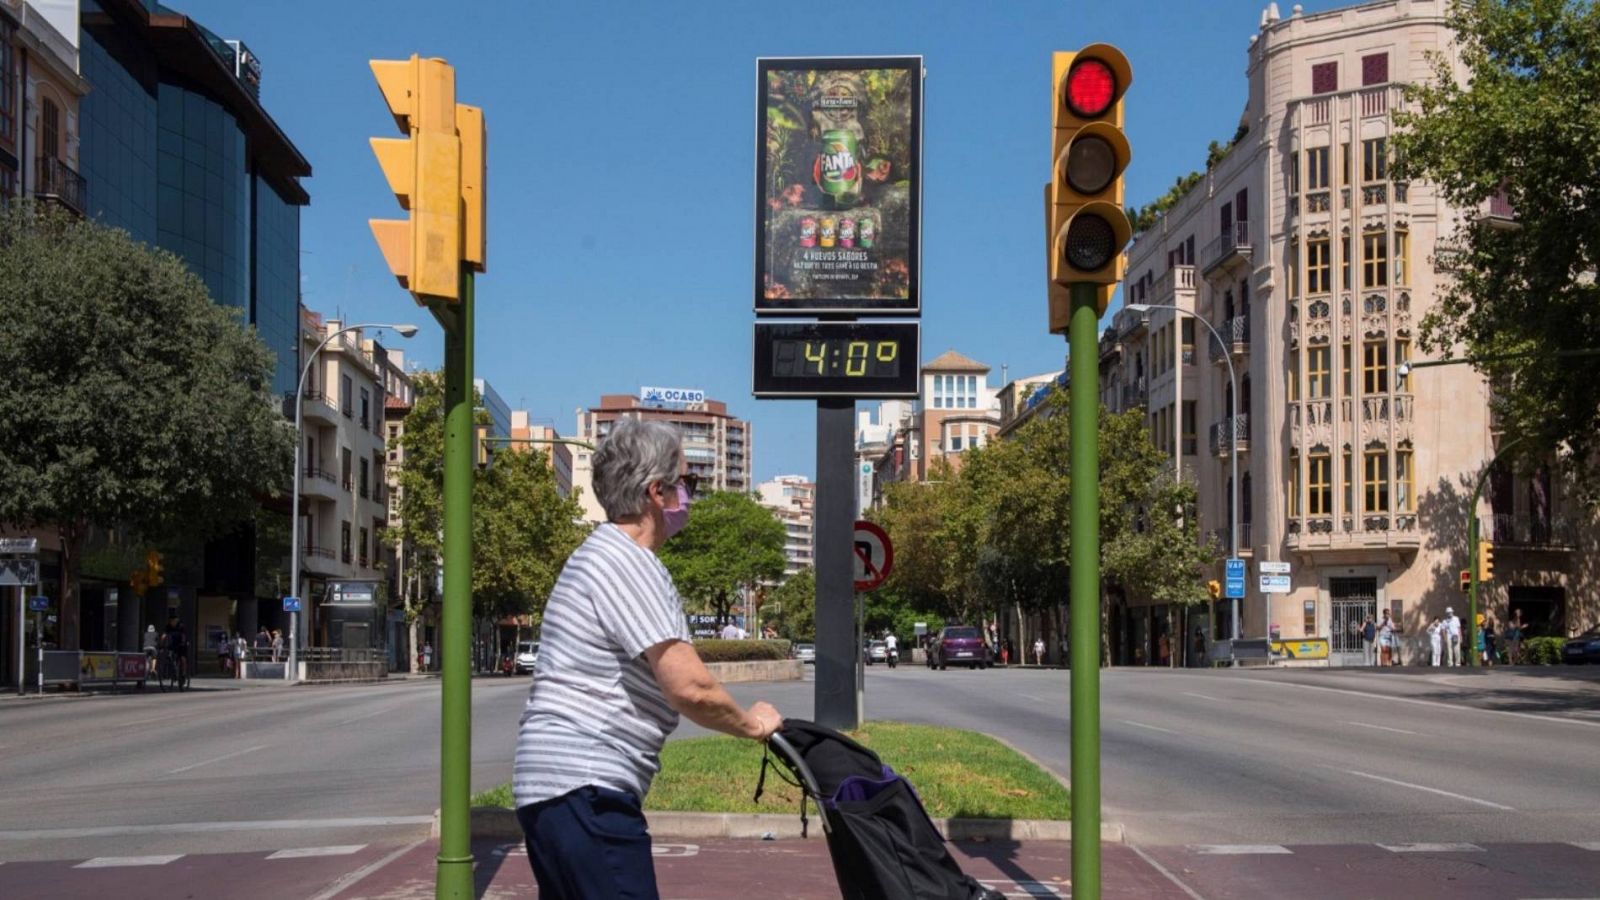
[1426,616,1443,666]
[1505,610,1524,665]
[1444,607,1462,667]
[1033,637,1045,667]
[513,418,781,900]
[1377,610,1398,666]
[1360,616,1377,666]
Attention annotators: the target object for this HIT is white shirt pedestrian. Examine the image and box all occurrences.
[720,623,739,640]
[1443,609,1462,666]
[1033,638,1046,666]
[1427,619,1443,666]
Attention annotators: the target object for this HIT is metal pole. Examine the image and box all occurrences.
[290,372,303,683]
[814,398,858,731]
[35,610,43,694]
[1068,282,1102,899]
[1465,437,1520,669]
[15,588,22,696]
[856,591,865,725]
[436,269,475,899]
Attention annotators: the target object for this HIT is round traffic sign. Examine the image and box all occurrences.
[852,520,893,591]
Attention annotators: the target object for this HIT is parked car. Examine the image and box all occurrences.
[864,640,888,665]
[931,626,989,670]
[514,640,540,675]
[794,643,816,664]
[1563,630,1600,664]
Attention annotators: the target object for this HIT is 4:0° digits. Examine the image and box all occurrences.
[775,339,900,377]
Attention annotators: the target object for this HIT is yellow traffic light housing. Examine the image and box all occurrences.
[1046,44,1132,330]
[1477,540,1495,582]
[370,55,462,303]
[1207,579,1222,601]
[147,550,164,586]
[456,104,487,272]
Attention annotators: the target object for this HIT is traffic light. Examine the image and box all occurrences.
[147,550,164,586]
[1207,579,1221,601]
[1477,540,1495,582]
[474,424,494,471]
[1046,44,1132,329]
[1460,569,1471,592]
[369,55,463,302]
[457,103,486,272]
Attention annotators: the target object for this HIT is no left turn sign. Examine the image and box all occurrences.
[852,520,893,592]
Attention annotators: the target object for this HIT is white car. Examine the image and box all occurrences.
[794,643,816,664]
[514,641,539,675]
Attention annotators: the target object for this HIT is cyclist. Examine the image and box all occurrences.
[163,615,191,690]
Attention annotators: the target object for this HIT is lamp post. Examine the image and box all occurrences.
[1126,304,1243,642]
[289,322,418,682]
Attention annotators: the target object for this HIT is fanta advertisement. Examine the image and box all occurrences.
[755,57,921,313]
[640,386,706,406]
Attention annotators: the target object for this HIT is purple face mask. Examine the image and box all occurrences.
[662,484,691,539]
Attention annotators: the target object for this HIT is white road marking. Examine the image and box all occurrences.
[266,845,367,860]
[341,705,400,725]
[1192,844,1293,855]
[1572,842,1600,851]
[0,815,435,840]
[1182,692,1223,702]
[75,855,183,868]
[1129,843,1208,900]
[1119,719,1179,735]
[1236,675,1600,729]
[651,843,699,858]
[1330,767,1515,811]
[1343,721,1420,736]
[166,743,268,774]
[1378,842,1484,853]
[978,879,1070,899]
[1020,694,1050,704]
[308,837,426,900]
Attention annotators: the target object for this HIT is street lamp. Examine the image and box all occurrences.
[288,322,418,682]
[1125,303,1244,643]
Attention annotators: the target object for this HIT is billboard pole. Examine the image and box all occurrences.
[814,397,859,731]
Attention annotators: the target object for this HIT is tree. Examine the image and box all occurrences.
[1392,0,1600,492]
[0,202,294,648]
[659,491,786,626]
[768,567,815,641]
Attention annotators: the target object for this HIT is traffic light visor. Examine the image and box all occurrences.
[1065,214,1116,271]
[1065,58,1116,117]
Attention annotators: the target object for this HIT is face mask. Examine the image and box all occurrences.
[662,484,691,539]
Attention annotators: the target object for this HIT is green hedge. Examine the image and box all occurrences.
[1520,636,1566,666]
[694,639,791,663]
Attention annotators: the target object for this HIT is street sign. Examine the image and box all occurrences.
[0,557,39,586]
[0,537,39,554]
[1225,558,1245,578]
[1259,561,1291,575]
[1225,577,1246,599]
[1259,575,1292,594]
[282,596,302,613]
[852,520,894,592]
[28,596,48,612]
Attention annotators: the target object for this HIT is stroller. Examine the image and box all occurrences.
[761,720,1005,900]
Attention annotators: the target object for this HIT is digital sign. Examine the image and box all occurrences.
[753,322,919,399]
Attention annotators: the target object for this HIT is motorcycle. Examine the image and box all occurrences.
[887,647,898,669]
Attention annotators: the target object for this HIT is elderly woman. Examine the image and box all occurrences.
[513,417,782,898]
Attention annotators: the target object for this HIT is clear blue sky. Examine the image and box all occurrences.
[178,0,1345,483]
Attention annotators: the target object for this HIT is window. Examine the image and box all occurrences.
[1395,445,1414,512]
[1394,228,1410,285]
[1395,337,1411,375]
[341,521,352,563]
[1343,449,1354,514]
[359,527,369,568]
[1309,451,1332,516]
[41,98,60,160]
[1307,147,1330,191]
[1288,451,1302,516]
[341,374,354,416]
[359,458,370,499]
[932,376,943,409]
[1181,319,1195,360]
[1312,61,1338,95]
[1364,340,1389,393]
[388,424,400,441]
[1288,239,1300,298]
[1362,53,1389,86]
[1307,238,1331,293]
[1341,142,1350,187]
[1363,231,1389,288]
[1362,138,1387,182]
[1309,346,1331,398]
[1183,401,1197,455]
[949,435,963,452]
[360,387,371,429]
[1342,341,1353,395]
[0,17,15,146]
[1304,600,1317,635]
[1288,348,1300,401]
[1365,449,1390,512]
[1289,151,1300,195]
[1342,234,1352,290]
[341,447,353,490]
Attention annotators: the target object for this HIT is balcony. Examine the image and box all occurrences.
[1208,522,1253,555]
[302,545,340,576]
[1209,414,1250,457]
[1287,511,1420,552]
[1483,515,1577,551]
[1150,264,1196,305]
[1208,315,1249,365]
[1481,188,1518,232]
[1201,220,1252,280]
[1120,376,1148,409]
[299,390,340,425]
[300,467,343,502]
[34,156,86,216]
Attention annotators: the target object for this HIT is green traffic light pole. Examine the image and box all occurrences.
[435,267,475,900]
[1067,281,1102,898]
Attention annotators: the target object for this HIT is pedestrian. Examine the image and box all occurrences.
[255,627,271,654]
[1378,610,1398,666]
[1191,628,1206,668]
[423,642,434,670]
[1033,637,1045,667]
[1505,610,1524,665]
[235,633,249,678]
[1360,616,1377,666]
[217,630,234,674]
[1481,615,1497,667]
[271,628,284,662]
[1060,636,1070,668]
[1443,607,1462,666]
[513,418,780,898]
[1158,631,1171,667]
[1427,616,1443,666]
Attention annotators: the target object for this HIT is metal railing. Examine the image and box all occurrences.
[1208,414,1250,456]
[303,467,340,489]
[1120,377,1148,409]
[1483,515,1577,549]
[35,156,86,215]
[1202,220,1252,274]
[298,647,384,664]
[1208,315,1249,363]
[303,545,336,560]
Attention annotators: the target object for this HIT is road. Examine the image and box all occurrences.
[2,665,1599,896]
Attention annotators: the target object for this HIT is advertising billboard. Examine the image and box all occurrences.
[755,57,922,315]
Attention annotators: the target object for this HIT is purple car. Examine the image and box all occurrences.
[931,625,990,670]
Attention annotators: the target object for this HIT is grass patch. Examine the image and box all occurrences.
[475,722,1068,821]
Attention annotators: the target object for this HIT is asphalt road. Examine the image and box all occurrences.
[2,663,1598,865]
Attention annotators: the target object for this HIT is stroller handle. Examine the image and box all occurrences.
[765,732,832,836]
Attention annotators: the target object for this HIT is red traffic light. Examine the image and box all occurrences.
[1065,58,1116,117]
[1460,569,1470,591]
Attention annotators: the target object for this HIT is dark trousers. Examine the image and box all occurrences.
[517,786,659,899]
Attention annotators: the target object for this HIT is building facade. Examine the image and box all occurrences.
[859,351,1000,501]
[571,391,753,524]
[1106,0,1597,664]
[757,475,816,579]
[1,0,87,211]
[510,411,575,499]
[375,346,417,670]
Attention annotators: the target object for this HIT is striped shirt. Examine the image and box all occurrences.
[513,523,690,808]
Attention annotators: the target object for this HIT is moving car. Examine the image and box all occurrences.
[1563,630,1600,664]
[794,643,816,664]
[864,640,888,665]
[931,626,989,670]
[514,640,540,675]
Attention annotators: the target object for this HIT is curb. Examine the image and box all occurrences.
[443,808,1122,843]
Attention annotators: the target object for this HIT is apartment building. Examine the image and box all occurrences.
[510,410,575,499]
[571,390,753,524]
[861,352,1001,499]
[1,0,85,211]
[757,476,816,579]
[1106,0,1597,665]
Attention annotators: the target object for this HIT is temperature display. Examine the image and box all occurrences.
[754,323,919,399]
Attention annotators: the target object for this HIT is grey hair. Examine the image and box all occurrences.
[593,417,683,520]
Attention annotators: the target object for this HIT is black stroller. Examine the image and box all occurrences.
[761,720,1005,900]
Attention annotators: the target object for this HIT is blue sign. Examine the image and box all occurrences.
[1225,577,1246,599]
[1225,558,1245,579]
[28,596,48,612]
[282,596,302,613]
